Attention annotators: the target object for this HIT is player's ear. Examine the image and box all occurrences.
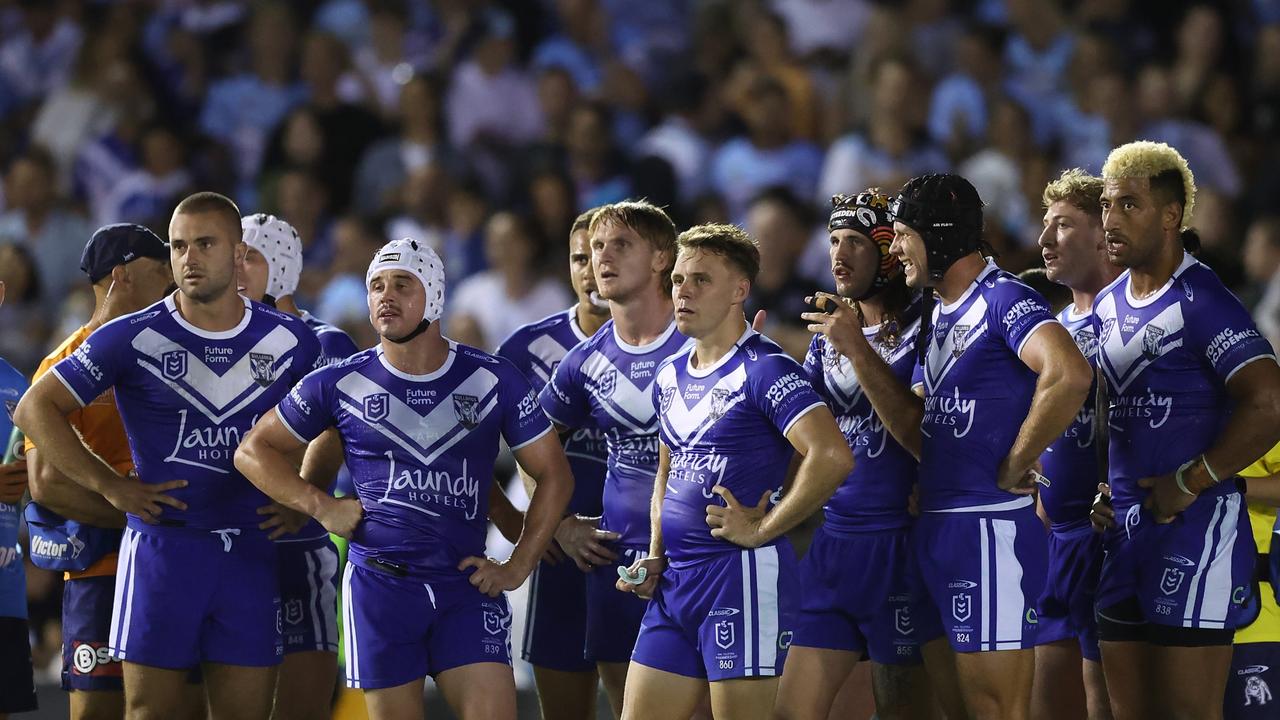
[234,241,247,266]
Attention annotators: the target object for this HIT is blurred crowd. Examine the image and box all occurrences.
[2,0,1280,687]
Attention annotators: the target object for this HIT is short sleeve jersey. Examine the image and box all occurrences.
[497,307,608,516]
[50,294,321,533]
[914,261,1057,511]
[803,300,921,531]
[1093,254,1276,511]
[276,343,552,578]
[655,329,825,562]
[539,319,691,548]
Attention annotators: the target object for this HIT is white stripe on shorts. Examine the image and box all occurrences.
[979,519,991,649]
[991,518,1025,649]
[741,550,755,675]
[1185,494,1238,628]
[109,528,141,658]
[342,563,360,688]
[753,546,781,674]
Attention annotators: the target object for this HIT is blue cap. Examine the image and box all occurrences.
[80,224,169,283]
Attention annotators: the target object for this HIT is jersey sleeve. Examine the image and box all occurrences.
[801,335,827,396]
[988,279,1057,358]
[48,324,127,407]
[498,360,554,450]
[495,329,533,385]
[911,360,924,391]
[538,346,590,429]
[748,352,827,437]
[275,367,337,444]
[1184,271,1277,383]
[293,325,324,379]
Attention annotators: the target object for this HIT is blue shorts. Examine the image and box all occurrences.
[631,543,797,681]
[792,525,941,664]
[1036,519,1103,662]
[1226,643,1280,718]
[110,525,282,668]
[522,557,592,672]
[341,562,512,690]
[278,537,340,654]
[1096,491,1256,636]
[62,575,124,691]
[585,545,649,664]
[914,504,1047,653]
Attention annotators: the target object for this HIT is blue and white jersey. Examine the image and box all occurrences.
[912,260,1057,512]
[50,294,321,533]
[1093,253,1276,512]
[655,329,825,562]
[497,307,608,516]
[540,319,691,548]
[276,343,553,579]
[803,300,921,532]
[1039,305,1100,526]
[0,358,27,619]
[300,310,359,368]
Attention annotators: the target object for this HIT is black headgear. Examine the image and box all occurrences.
[829,189,900,301]
[889,174,985,282]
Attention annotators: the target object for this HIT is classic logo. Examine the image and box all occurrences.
[951,324,971,358]
[1163,554,1195,567]
[1142,325,1166,360]
[595,369,617,400]
[283,599,304,626]
[1160,567,1186,596]
[249,352,276,387]
[894,606,913,636]
[453,394,480,429]
[162,350,187,380]
[709,388,732,420]
[952,593,972,623]
[715,620,735,649]
[659,386,676,413]
[363,393,389,422]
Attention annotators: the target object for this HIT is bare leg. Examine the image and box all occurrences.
[531,665,600,720]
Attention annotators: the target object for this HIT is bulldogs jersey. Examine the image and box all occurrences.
[276,343,552,579]
[1039,305,1101,525]
[803,301,921,532]
[1094,254,1276,511]
[497,307,608,516]
[300,310,359,368]
[51,295,320,532]
[655,329,825,561]
[541,319,691,548]
[913,261,1057,512]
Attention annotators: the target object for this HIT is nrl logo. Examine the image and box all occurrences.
[283,599,304,626]
[249,352,276,387]
[363,393,389,422]
[715,620,735,649]
[1160,567,1185,596]
[453,394,480,429]
[951,593,972,622]
[594,369,617,400]
[1099,317,1117,344]
[659,386,676,413]
[162,350,187,380]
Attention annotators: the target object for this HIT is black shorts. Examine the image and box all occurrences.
[1096,597,1235,647]
[0,616,38,714]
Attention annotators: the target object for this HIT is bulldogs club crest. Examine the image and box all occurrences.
[363,393,389,422]
[715,620,735,649]
[659,386,676,413]
[951,325,972,359]
[1142,325,1166,360]
[1074,328,1098,359]
[709,388,732,421]
[162,350,187,380]
[249,352,276,387]
[594,369,617,400]
[822,342,840,370]
[453,394,480,429]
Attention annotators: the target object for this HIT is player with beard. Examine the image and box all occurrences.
[1030,169,1121,720]
[1089,141,1280,720]
[495,208,613,720]
[539,201,693,718]
[618,223,850,720]
[15,193,323,719]
[235,239,573,720]
[775,190,945,720]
